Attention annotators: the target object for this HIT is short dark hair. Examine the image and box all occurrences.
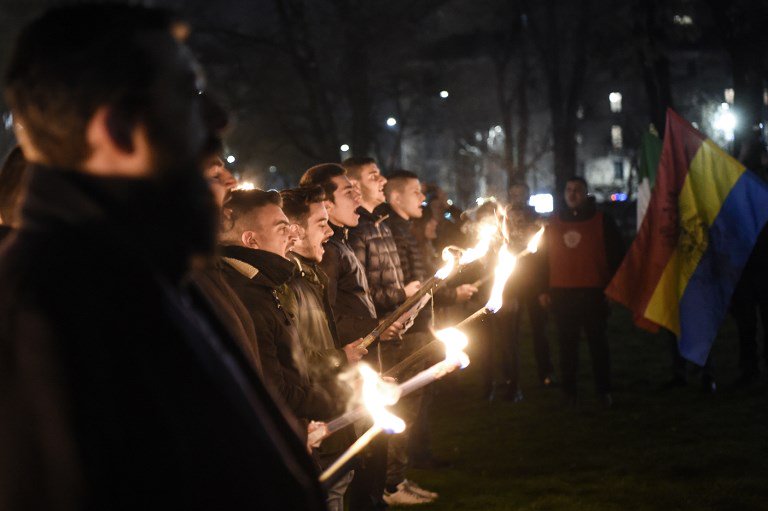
[341,156,376,180]
[0,146,27,225]
[300,163,346,203]
[565,176,588,189]
[508,180,529,191]
[384,169,420,195]
[280,186,326,226]
[5,4,178,168]
[223,189,282,231]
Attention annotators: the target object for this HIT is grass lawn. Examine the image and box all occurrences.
[397,307,768,510]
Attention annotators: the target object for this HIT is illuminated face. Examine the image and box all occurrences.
[395,178,426,219]
[358,163,386,205]
[564,180,588,209]
[204,157,236,206]
[244,203,292,258]
[292,202,332,262]
[328,175,361,227]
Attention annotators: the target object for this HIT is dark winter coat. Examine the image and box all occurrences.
[348,206,406,316]
[219,245,339,421]
[289,252,356,467]
[319,223,378,344]
[191,261,263,378]
[378,203,434,332]
[0,166,325,511]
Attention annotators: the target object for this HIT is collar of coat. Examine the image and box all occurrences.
[355,205,389,226]
[20,165,212,283]
[219,245,296,286]
[329,222,348,241]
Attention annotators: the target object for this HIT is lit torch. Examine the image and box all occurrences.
[234,181,256,191]
[357,247,463,349]
[454,244,517,330]
[319,364,405,485]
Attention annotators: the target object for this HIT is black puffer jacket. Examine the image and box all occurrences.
[376,203,427,284]
[349,206,406,315]
[220,245,339,421]
[320,223,378,344]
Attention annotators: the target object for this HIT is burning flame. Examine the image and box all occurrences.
[358,364,405,433]
[459,221,498,265]
[235,181,256,191]
[526,227,545,254]
[485,244,517,313]
[434,247,458,280]
[435,327,470,369]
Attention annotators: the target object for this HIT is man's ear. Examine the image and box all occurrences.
[241,230,259,249]
[83,106,152,177]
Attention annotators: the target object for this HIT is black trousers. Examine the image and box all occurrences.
[503,291,554,388]
[552,289,611,397]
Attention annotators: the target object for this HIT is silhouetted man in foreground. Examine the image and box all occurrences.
[0,5,324,509]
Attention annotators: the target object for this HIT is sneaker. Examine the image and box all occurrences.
[403,479,439,499]
[383,481,434,505]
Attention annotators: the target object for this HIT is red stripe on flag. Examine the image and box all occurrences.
[605,109,704,331]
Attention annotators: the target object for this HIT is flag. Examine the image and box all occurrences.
[636,128,662,230]
[606,109,768,365]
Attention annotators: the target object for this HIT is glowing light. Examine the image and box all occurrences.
[340,144,350,152]
[485,244,517,313]
[439,90,449,99]
[526,227,545,254]
[226,155,236,164]
[714,103,736,142]
[434,247,458,280]
[434,328,470,369]
[236,181,256,191]
[359,364,405,433]
[459,221,498,265]
[528,193,554,214]
[610,193,628,202]
[386,117,397,127]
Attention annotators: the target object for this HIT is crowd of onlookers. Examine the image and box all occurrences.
[0,4,766,511]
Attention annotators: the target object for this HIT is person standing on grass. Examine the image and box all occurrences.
[300,162,405,511]
[538,176,623,407]
[342,157,439,506]
[496,181,554,403]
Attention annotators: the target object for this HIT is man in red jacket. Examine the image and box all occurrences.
[539,177,624,407]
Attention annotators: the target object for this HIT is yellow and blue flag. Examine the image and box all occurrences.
[607,109,768,364]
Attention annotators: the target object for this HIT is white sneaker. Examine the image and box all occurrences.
[383,481,435,505]
[403,479,439,499]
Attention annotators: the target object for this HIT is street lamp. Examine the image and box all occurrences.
[340,144,350,152]
[439,90,449,99]
[226,155,236,164]
[386,117,397,127]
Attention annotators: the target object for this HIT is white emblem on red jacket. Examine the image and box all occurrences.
[563,230,581,248]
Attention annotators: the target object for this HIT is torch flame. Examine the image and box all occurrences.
[526,227,545,254]
[434,247,457,280]
[485,244,517,313]
[235,181,256,191]
[459,221,498,265]
[358,364,405,433]
[435,327,470,369]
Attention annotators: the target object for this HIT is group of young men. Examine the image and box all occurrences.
[0,3,635,510]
